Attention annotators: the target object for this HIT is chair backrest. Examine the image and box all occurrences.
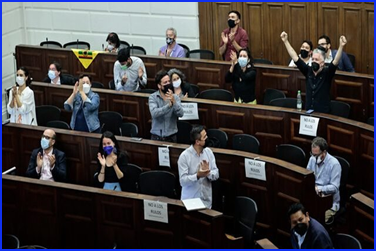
[333,233,362,249]
[139,170,177,198]
[135,89,157,94]
[63,41,90,50]
[120,122,138,137]
[121,163,142,193]
[367,117,374,126]
[346,53,355,68]
[199,89,233,102]
[270,98,300,109]
[130,46,147,55]
[207,128,228,149]
[235,196,258,248]
[187,49,215,60]
[46,120,70,130]
[91,81,104,89]
[263,88,286,105]
[276,144,306,167]
[36,105,61,126]
[190,84,200,98]
[40,41,62,48]
[99,111,123,136]
[109,79,115,90]
[177,121,193,144]
[120,40,130,48]
[330,100,351,118]
[334,156,350,208]
[233,134,260,154]
[61,74,76,86]
[3,234,20,249]
[253,58,273,65]
[178,43,190,57]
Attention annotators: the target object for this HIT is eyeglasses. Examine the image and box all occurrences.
[318,43,328,46]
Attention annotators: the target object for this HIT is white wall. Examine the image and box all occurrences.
[2,2,25,120]
[2,2,200,120]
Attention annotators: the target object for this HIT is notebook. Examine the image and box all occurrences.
[182,198,206,211]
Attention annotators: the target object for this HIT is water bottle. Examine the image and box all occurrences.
[297,90,302,111]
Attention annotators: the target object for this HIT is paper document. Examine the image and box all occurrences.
[182,198,206,211]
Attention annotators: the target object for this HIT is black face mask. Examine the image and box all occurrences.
[300,49,309,59]
[166,37,174,45]
[162,83,174,94]
[312,62,320,72]
[203,138,210,148]
[294,223,308,236]
[228,19,236,28]
[317,45,328,53]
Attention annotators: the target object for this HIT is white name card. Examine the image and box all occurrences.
[179,103,199,120]
[158,147,170,167]
[144,200,168,223]
[299,115,320,136]
[245,158,266,181]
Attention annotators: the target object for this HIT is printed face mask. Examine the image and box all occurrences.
[166,37,174,45]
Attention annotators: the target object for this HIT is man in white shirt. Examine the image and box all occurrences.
[113,48,147,92]
[26,129,67,182]
[177,125,219,208]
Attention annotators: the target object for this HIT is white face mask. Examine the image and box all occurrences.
[107,44,114,51]
[316,155,324,165]
[172,79,181,88]
[16,76,25,86]
[83,83,91,94]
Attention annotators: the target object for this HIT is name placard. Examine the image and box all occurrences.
[299,115,320,136]
[144,200,168,223]
[179,103,199,120]
[158,147,170,167]
[245,158,266,181]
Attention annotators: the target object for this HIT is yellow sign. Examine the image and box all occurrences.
[72,49,100,69]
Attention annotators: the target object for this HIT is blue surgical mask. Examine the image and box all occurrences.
[103,145,114,155]
[238,57,248,68]
[48,70,56,80]
[41,137,50,150]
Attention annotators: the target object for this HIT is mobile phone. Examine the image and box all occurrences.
[131,137,143,141]
[306,109,314,114]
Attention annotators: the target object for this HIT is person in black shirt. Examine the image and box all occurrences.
[280,31,347,113]
[96,131,128,191]
[225,48,257,104]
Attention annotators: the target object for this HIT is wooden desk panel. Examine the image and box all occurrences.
[16,45,374,122]
[3,124,325,247]
[29,82,374,197]
[2,175,224,249]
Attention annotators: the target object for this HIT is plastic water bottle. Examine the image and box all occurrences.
[297,90,302,111]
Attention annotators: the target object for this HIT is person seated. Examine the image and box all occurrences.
[64,74,100,133]
[159,27,185,58]
[7,66,37,125]
[318,35,354,72]
[288,203,333,249]
[96,131,127,191]
[43,61,75,85]
[113,48,147,92]
[26,128,67,182]
[168,68,195,98]
[288,40,313,67]
[225,48,257,104]
[104,32,126,53]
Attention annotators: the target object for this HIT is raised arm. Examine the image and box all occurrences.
[332,36,347,66]
[280,31,299,62]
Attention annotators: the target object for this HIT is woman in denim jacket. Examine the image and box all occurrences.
[64,74,100,133]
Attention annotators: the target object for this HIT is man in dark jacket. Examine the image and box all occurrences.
[26,128,67,182]
[287,203,333,249]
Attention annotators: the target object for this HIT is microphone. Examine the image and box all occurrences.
[30,118,34,125]
[160,129,163,140]
[113,185,117,191]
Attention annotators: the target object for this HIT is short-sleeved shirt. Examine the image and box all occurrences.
[220,27,249,61]
[295,58,337,113]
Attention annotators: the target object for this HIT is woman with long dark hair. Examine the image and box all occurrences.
[96,131,128,191]
[7,66,37,125]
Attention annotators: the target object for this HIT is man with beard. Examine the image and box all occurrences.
[280,31,347,113]
[288,203,333,249]
[178,125,219,209]
[149,70,184,143]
